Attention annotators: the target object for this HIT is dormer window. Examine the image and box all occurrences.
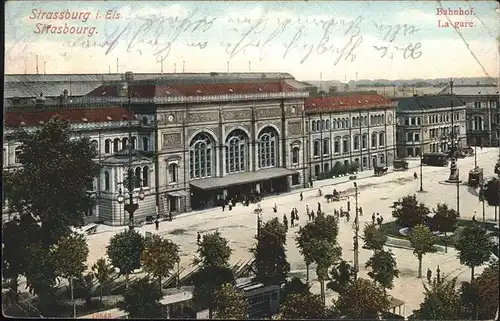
[229,88,234,93]
[82,118,88,122]
[312,103,316,107]
[39,121,44,125]
[106,116,112,121]
[20,121,26,126]
[165,90,171,95]
[358,100,362,103]
[258,87,263,92]
[365,100,369,103]
[196,89,202,94]
[340,102,344,105]
[101,92,107,95]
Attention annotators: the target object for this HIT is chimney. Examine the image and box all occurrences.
[63,89,68,106]
[125,71,134,82]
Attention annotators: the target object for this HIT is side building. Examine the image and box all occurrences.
[86,72,310,216]
[395,95,467,157]
[3,103,156,226]
[439,84,500,146]
[304,94,397,179]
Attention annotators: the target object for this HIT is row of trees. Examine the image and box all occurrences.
[318,162,359,180]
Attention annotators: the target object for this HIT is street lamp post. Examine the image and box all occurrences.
[254,205,263,239]
[353,182,359,278]
[419,154,424,192]
[116,72,145,229]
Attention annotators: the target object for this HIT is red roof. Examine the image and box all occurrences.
[305,94,393,112]
[5,107,135,127]
[88,82,296,98]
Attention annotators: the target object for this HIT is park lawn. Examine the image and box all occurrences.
[379,219,497,248]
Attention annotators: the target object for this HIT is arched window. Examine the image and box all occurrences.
[379,132,385,146]
[291,147,299,164]
[353,135,360,150]
[142,116,149,125]
[313,140,321,157]
[337,120,341,128]
[371,133,377,148]
[131,137,137,149]
[321,120,325,131]
[258,127,278,168]
[134,167,142,188]
[226,130,248,174]
[311,121,316,132]
[332,119,337,129]
[90,140,98,152]
[342,136,350,153]
[190,133,214,179]
[113,138,120,152]
[122,137,128,150]
[334,137,341,153]
[168,163,178,183]
[15,147,22,163]
[142,137,149,151]
[362,134,368,149]
[142,166,149,186]
[104,171,110,191]
[326,119,330,130]
[104,139,111,153]
[323,138,329,155]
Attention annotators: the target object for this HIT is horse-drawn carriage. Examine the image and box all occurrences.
[393,159,409,171]
[468,167,483,187]
[374,166,389,176]
[325,190,341,203]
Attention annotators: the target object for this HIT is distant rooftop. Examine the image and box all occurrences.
[397,95,466,112]
[305,94,394,113]
[439,85,499,96]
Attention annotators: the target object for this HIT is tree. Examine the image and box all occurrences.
[141,234,180,289]
[455,223,493,281]
[118,277,164,318]
[431,203,458,253]
[411,277,463,320]
[408,224,436,278]
[333,278,390,319]
[194,230,232,268]
[327,260,356,294]
[279,292,326,319]
[192,265,235,319]
[192,231,234,319]
[52,232,89,317]
[213,283,249,319]
[314,239,342,304]
[107,229,145,289]
[362,222,387,251]
[391,194,430,228]
[2,117,101,306]
[484,178,500,206]
[3,117,101,247]
[281,277,311,303]
[365,249,400,293]
[251,218,290,286]
[295,223,315,282]
[471,261,499,319]
[92,258,114,307]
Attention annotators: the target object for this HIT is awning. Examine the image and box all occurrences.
[189,167,298,191]
[167,190,190,197]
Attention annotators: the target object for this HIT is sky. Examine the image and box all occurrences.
[4,0,500,81]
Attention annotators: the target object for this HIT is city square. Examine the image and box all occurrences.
[78,147,499,317]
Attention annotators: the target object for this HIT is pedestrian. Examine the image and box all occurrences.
[169,211,172,221]
[379,216,384,225]
[197,232,201,245]
[228,203,233,211]
[222,202,225,211]
[273,203,277,213]
[317,202,321,214]
[155,219,159,230]
[347,197,351,212]
[310,179,314,188]
[472,214,476,222]
[311,210,315,221]
[283,214,288,229]
[306,204,310,215]
[346,211,350,222]
[300,192,303,201]
[414,172,418,180]
[426,268,432,283]
[359,207,363,216]
[291,215,295,228]
[372,213,376,224]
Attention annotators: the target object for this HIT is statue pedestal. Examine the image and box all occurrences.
[445,158,462,183]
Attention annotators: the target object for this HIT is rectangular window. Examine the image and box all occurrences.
[410,118,416,125]
[313,141,320,157]
[371,135,377,148]
[379,133,385,146]
[407,133,413,141]
[474,102,481,108]
[334,140,340,153]
[323,139,329,155]
[414,133,420,141]
[405,118,410,125]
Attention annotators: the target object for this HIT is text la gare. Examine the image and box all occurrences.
[437,20,474,28]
